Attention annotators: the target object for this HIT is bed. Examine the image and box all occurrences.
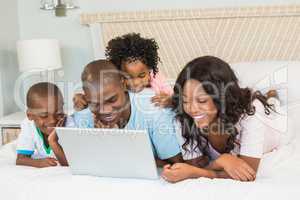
[1,5,300,200]
[0,117,299,200]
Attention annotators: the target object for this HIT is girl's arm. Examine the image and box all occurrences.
[151,93,173,108]
[73,93,88,111]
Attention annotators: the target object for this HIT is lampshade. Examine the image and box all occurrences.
[17,39,62,72]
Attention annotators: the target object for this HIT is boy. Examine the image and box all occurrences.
[73,60,183,165]
[16,82,69,168]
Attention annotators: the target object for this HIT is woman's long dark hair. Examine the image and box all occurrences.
[172,56,274,157]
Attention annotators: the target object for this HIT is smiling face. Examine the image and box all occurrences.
[121,60,151,93]
[182,79,218,129]
[27,95,65,136]
[84,79,130,127]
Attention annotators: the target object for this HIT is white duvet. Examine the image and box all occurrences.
[1,132,300,200]
[1,105,300,200]
[1,98,300,200]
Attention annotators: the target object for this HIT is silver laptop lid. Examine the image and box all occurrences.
[56,127,159,180]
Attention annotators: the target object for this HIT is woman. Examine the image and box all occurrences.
[162,56,285,182]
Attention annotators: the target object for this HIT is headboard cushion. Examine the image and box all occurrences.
[81,5,300,79]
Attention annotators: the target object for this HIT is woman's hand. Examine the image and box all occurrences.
[215,154,256,181]
[73,93,88,111]
[161,163,199,183]
[151,93,172,108]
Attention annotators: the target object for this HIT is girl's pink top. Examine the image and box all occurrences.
[150,71,173,95]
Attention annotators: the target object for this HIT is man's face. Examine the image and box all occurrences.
[84,80,129,127]
[27,95,65,135]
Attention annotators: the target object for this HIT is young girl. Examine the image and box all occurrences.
[162,56,287,182]
[73,33,172,110]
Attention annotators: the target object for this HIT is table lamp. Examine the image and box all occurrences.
[16,39,63,109]
[17,39,62,72]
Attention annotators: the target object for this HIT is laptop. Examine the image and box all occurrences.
[55,127,159,180]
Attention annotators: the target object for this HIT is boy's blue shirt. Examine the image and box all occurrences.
[72,89,181,160]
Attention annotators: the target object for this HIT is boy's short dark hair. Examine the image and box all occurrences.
[26,82,63,108]
[105,33,160,76]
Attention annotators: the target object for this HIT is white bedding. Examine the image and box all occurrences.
[1,61,300,200]
[0,132,299,200]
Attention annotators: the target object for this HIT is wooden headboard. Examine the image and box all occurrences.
[81,5,300,79]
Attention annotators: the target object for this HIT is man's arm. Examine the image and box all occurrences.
[164,153,184,164]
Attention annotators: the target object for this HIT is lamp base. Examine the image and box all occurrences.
[55,4,67,17]
[40,5,79,10]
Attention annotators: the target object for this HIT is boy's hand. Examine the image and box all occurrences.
[57,114,67,127]
[151,93,172,108]
[161,163,197,183]
[37,158,58,168]
[215,154,256,181]
[48,115,66,145]
[73,93,88,111]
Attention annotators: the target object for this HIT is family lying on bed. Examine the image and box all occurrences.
[15,33,285,183]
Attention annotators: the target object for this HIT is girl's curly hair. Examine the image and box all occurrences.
[172,56,274,158]
[105,33,160,76]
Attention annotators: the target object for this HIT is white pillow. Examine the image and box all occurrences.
[231,61,300,146]
[231,61,300,106]
[0,141,17,165]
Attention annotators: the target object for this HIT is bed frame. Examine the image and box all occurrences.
[80,5,300,79]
